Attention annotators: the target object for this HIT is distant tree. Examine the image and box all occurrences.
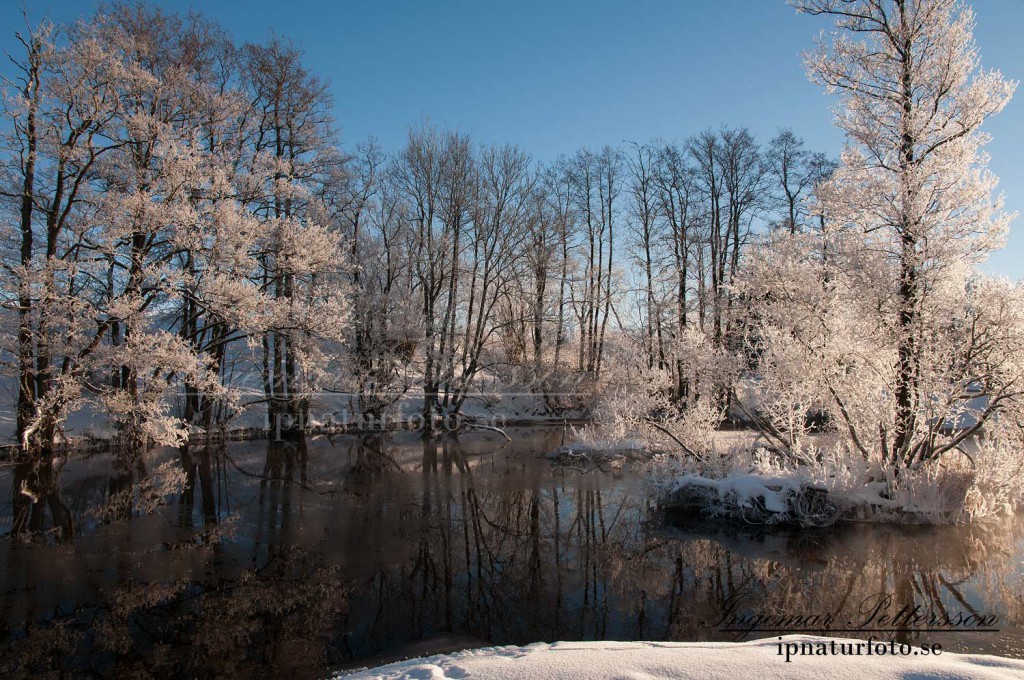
[652,142,700,401]
[625,141,665,370]
[766,129,834,234]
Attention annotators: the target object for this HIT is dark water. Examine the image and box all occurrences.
[2,426,1024,679]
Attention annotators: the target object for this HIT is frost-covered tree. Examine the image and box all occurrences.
[241,36,350,437]
[83,7,239,452]
[0,19,104,538]
[748,0,1018,472]
[0,6,234,536]
[0,5,353,538]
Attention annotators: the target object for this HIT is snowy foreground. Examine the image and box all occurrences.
[335,637,1024,679]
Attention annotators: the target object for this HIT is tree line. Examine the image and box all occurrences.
[0,3,833,447]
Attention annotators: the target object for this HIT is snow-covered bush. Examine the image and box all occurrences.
[963,415,1024,519]
[574,326,739,459]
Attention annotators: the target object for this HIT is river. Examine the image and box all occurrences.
[1,426,1023,678]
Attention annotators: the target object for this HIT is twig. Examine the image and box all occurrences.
[643,418,704,464]
[460,419,512,442]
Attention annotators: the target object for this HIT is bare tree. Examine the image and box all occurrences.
[653,142,701,401]
[626,141,665,370]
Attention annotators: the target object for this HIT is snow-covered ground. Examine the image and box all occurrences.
[336,637,1024,679]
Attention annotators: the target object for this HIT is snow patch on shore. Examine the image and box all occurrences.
[334,636,1024,679]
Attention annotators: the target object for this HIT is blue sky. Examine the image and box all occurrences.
[5,0,1024,277]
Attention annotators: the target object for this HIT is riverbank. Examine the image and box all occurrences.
[0,414,592,460]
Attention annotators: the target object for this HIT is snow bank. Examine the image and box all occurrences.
[660,473,843,526]
[667,474,808,514]
[335,636,1024,679]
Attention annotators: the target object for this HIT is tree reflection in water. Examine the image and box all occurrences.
[1,427,1023,678]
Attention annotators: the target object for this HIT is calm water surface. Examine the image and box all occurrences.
[2,426,1023,678]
